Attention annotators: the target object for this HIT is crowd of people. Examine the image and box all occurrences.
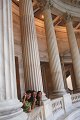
[22,90,42,113]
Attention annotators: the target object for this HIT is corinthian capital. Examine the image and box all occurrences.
[63,12,72,23]
[37,0,52,9]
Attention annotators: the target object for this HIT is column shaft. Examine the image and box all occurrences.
[0,0,27,119]
[65,15,80,90]
[43,8,66,96]
[61,57,68,91]
[0,0,17,101]
[19,0,43,92]
[69,65,76,91]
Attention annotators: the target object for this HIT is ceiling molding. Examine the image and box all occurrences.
[61,0,80,8]
[50,0,80,18]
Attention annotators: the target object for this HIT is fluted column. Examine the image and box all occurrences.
[19,0,44,93]
[43,7,66,97]
[0,0,27,119]
[70,65,77,91]
[65,13,80,91]
[61,56,68,91]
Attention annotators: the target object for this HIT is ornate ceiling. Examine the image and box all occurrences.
[12,0,80,30]
[12,0,80,7]
[12,0,80,58]
[61,0,80,7]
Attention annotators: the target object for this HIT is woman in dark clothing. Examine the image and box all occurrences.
[36,91,42,106]
[29,90,37,109]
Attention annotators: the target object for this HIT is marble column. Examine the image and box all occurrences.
[0,0,27,119]
[43,7,66,97]
[19,0,44,94]
[70,65,77,91]
[65,13,80,91]
[61,56,68,91]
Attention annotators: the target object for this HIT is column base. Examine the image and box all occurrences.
[49,89,67,99]
[0,99,28,120]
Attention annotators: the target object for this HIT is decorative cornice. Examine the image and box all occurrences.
[61,0,80,8]
[18,0,80,18]
[37,0,80,9]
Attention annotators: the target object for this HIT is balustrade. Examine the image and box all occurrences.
[26,94,80,120]
[71,93,80,104]
[51,97,64,112]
